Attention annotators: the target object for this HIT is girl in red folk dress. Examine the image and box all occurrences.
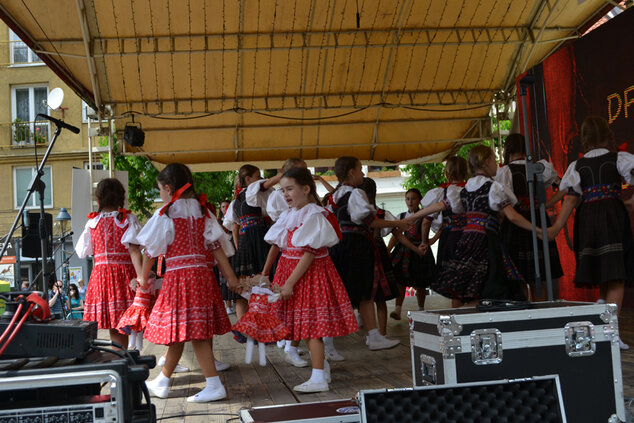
[262,167,358,393]
[138,163,238,403]
[76,178,142,348]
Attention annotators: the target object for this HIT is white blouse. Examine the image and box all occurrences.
[264,203,340,250]
[420,185,463,231]
[446,176,518,213]
[245,179,273,210]
[75,211,142,258]
[495,159,559,189]
[135,198,234,258]
[559,148,634,195]
[327,185,376,225]
[222,199,236,231]
[379,210,397,238]
[266,189,289,222]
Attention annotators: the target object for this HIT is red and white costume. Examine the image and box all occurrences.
[264,204,358,340]
[136,193,234,345]
[231,286,289,343]
[116,276,159,334]
[76,210,140,329]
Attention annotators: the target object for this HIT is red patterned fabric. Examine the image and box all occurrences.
[116,287,154,334]
[271,229,358,340]
[232,293,289,342]
[144,215,231,345]
[82,215,135,329]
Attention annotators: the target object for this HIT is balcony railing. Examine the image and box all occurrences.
[12,120,50,145]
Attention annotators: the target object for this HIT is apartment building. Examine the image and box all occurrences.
[0,23,94,288]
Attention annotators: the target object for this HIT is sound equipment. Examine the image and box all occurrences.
[240,398,359,423]
[123,124,145,147]
[0,318,97,359]
[21,211,53,258]
[409,301,626,422]
[356,376,566,423]
[0,351,156,423]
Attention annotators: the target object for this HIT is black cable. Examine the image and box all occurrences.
[90,345,125,359]
[156,412,239,421]
[117,101,493,123]
[253,106,370,121]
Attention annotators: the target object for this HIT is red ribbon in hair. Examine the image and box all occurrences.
[439,182,466,189]
[118,208,130,221]
[234,186,243,199]
[325,210,343,240]
[327,194,338,210]
[617,142,628,152]
[196,193,216,218]
[87,212,99,219]
[159,183,192,216]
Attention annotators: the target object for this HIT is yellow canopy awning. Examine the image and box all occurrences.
[0,0,615,168]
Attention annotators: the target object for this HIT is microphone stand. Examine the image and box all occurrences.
[519,75,554,301]
[0,125,63,295]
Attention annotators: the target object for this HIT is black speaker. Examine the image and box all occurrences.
[21,212,53,258]
[123,124,145,147]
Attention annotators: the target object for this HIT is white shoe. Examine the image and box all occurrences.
[215,359,230,371]
[619,339,630,350]
[293,380,329,393]
[186,385,227,402]
[173,363,190,373]
[367,335,400,351]
[324,360,331,383]
[146,378,169,399]
[325,350,344,362]
[157,355,189,372]
[226,306,235,315]
[284,352,309,368]
[277,340,286,349]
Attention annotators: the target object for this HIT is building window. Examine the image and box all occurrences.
[9,30,42,65]
[84,161,105,170]
[14,166,53,209]
[11,85,49,145]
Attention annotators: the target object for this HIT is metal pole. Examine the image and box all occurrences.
[519,75,553,301]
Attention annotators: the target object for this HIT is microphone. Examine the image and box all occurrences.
[60,231,74,240]
[36,113,80,134]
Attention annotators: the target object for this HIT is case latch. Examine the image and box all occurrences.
[471,328,503,365]
[419,354,437,385]
[437,315,463,335]
[440,333,462,358]
[564,321,595,357]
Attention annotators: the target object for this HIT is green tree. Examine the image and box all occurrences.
[193,171,237,211]
[402,140,495,195]
[100,138,159,221]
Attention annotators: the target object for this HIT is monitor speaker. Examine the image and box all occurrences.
[21,212,53,258]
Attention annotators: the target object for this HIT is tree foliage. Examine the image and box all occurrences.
[193,171,237,210]
[100,139,159,221]
[402,140,495,195]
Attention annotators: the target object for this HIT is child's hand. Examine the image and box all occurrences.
[396,220,412,233]
[228,276,241,294]
[536,227,544,240]
[279,283,293,300]
[403,215,418,228]
[547,226,559,241]
[418,241,429,256]
[137,277,148,290]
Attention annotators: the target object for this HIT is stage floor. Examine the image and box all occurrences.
[109,296,634,422]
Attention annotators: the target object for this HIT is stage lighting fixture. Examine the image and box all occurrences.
[123,123,145,147]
